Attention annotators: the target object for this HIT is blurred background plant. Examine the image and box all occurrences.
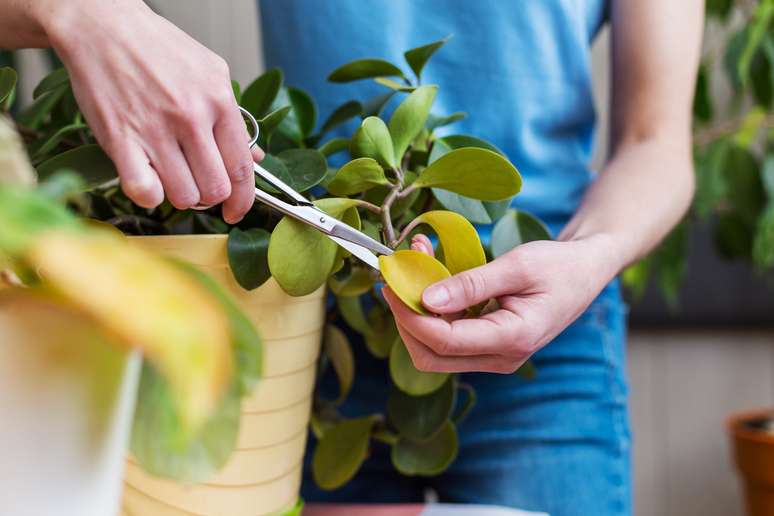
[623,0,774,309]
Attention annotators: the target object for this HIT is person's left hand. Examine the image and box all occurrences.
[382,233,620,374]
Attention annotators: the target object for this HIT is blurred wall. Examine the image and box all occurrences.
[15,2,771,515]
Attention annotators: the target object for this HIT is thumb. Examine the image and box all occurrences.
[421,257,529,314]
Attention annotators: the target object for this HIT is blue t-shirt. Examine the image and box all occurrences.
[259,0,607,231]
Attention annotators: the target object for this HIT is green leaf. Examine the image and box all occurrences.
[172,259,263,397]
[328,267,375,297]
[312,416,375,489]
[706,0,733,20]
[364,305,398,359]
[327,157,390,195]
[762,154,774,198]
[30,123,88,159]
[231,80,241,103]
[336,294,370,335]
[259,149,327,193]
[350,116,396,168]
[259,106,292,136]
[426,112,466,131]
[227,228,271,291]
[389,338,448,395]
[654,222,688,308]
[0,185,83,257]
[415,148,522,201]
[387,377,454,441]
[724,145,765,224]
[391,421,458,476]
[362,91,395,118]
[738,1,774,87]
[17,85,68,129]
[318,137,350,157]
[694,139,730,219]
[320,101,362,134]
[37,170,86,203]
[0,67,17,107]
[753,202,774,268]
[287,86,317,139]
[693,63,713,123]
[323,324,354,404]
[36,144,117,189]
[715,212,754,260]
[268,198,360,296]
[373,77,416,92]
[131,365,240,483]
[328,58,405,83]
[491,210,552,257]
[734,107,768,147]
[389,85,437,163]
[750,42,772,108]
[242,68,283,118]
[622,258,651,300]
[404,35,451,81]
[428,136,510,224]
[32,67,69,100]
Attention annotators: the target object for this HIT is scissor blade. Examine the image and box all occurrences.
[329,236,381,270]
[329,221,393,256]
[254,162,310,205]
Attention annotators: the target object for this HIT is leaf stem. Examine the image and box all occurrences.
[394,216,423,248]
[350,198,381,214]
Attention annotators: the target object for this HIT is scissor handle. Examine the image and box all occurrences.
[239,106,260,149]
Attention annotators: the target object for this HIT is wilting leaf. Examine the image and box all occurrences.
[242,68,283,118]
[30,231,233,430]
[131,366,240,483]
[379,250,451,314]
[389,338,448,396]
[323,324,354,404]
[415,148,521,201]
[389,85,438,163]
[328,59,404,83]
[388,377,454,441]
[312,416,375,489]
[391,421,458,476]
[327,157,390,195]
[227,227,271,290]
[408,210,486,274]
[404,35,451,80]
[491,210,552,257]
[37,144,117,189]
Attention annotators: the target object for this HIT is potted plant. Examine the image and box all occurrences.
[2,36,548,514]
[0,115,253,515]
[620,2,773,515]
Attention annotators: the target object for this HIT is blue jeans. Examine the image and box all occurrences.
[302,281,631,516]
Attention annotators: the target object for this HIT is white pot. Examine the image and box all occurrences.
[0,294,141,516]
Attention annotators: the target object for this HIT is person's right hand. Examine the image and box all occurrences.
[40,0,263,223]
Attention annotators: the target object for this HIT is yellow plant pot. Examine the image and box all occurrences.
[122,235,325,516]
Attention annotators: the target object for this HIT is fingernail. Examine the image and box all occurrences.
[423,285,450,307]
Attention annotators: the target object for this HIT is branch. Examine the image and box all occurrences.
[349,198,381,214]
[694,112,774,147]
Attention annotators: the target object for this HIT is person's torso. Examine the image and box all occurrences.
[259,0,608,229]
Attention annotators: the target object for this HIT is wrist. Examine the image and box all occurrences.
[564,232,627,285]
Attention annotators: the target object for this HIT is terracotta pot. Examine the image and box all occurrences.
[0,294,141,516]
[121,235,325,516]
[729,409,774,516]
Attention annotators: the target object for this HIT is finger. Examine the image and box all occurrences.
[149,138,201,209]
[252,143,266,163]
[214,109,257,224]
[421,255,531,314]
[111,140,164,208]
[385,287,531,357]
[180,128,232,207]
[397,323,516,374]
[411,234,434,256]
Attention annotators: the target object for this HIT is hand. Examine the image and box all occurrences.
[40,0,263,222]
[382,233,620,373]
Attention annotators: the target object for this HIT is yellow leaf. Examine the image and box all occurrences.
[411,210,486,274]
[27,230,232,431]
[379,250,451,314]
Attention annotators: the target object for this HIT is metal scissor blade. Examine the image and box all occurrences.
[329,221,393,256]
[254,162,310,205]
[329,236,381,271]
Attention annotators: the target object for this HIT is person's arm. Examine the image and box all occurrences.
[0,0,262,223]
[383,0,703,373]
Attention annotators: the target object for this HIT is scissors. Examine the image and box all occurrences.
[195,107,393,270]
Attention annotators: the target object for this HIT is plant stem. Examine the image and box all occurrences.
[394,217,423,248]
[350,198,381,214]
[381,187,400,246]
[694,112,774,147]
